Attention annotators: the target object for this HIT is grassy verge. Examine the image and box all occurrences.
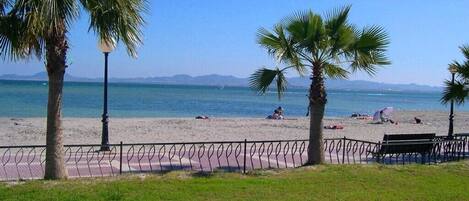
[1,162,469,201]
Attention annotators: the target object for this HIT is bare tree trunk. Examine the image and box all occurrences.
[44,23,68,180]
[306,62,326,165]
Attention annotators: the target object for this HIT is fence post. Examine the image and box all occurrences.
[119,141,123,175]
[460,137,467,160]
[376,141,381,163]
[243,139,247,174]
[342,136,346,164]
[462,137,467,160]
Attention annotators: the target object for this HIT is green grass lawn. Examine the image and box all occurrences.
[2,163,469,201]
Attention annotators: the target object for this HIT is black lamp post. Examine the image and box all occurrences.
[99,39,115,151]
[448,65,458,138]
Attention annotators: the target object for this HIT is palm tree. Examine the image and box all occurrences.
[0,0,147,179]
[441,45,469,105]
[250,6,390,165]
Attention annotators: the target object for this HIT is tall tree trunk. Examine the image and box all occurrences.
[306,62,326,165]
[44,23,68,180]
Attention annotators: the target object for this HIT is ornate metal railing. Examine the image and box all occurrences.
[454,133,469,160]
[0,137,466,181]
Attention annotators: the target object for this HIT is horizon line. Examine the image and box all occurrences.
[0,71,443,88]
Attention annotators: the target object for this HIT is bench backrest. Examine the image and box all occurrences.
[383,133,435,142]
[380,133,436,154]
[454,133,469,137]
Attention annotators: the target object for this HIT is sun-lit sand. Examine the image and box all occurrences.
[1,111,468,146]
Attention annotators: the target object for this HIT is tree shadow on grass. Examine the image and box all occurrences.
[124,165,242,177]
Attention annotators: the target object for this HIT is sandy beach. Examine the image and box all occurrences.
[1,111,468,146]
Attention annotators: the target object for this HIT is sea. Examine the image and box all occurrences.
[0,80,464,118]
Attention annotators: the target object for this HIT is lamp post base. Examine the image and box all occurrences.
[99,145,111,152]
[100,114,110,152]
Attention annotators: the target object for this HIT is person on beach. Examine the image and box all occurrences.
[267,107,284,120]
[195,115,209,119]
[271,112,281,119]
[275,106,284,116]
[379,111,386,123]
[380,110,398,125]
[351,113,371,120]
[414,117,422,124]
[324,125,344,129]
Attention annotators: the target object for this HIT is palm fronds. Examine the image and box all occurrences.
[250,6,390,99]
[324,5,354,54]
[442,45,469,105]
[249,67,288,99]
[460,45,469,60]
[0,0,147,61]
[1,0,80,60]
[257,24,306,75]
[0,0,11,15]
[324,63,349,79]
[0,14,43,60]
[348,25,390,76]
[441,80,468,105]
[80,0,148,57]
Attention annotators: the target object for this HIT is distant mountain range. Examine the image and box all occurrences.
[0,72,442,92]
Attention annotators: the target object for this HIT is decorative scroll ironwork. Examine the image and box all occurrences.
[0,136,466,181]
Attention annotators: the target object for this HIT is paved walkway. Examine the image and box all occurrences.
[1,150,371,181]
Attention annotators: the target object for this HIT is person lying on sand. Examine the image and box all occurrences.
[195,115,209,119]
[351,113,372,120]
[350,113,370,118]
[356,116,372,120]
[324,125,344,129]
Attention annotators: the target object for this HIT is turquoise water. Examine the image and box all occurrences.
[0,80,463,118]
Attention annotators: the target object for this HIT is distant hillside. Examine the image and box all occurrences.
[287,77,442,92]
[0,72,442,92]
[0,72,96,82]
[118,74,248,86]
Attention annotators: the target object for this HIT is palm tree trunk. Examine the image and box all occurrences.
[306,63,326,165]
[44,23,68,180]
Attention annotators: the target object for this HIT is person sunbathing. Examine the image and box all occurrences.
[266,108,284,120]
[195,115,209,119]
[324,125,344,129]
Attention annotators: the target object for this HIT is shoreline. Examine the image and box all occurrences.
[1,108,460,117]
[1,110,468,146]
[1,108,464,119]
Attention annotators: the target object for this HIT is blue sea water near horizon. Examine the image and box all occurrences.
[0,80,465,118]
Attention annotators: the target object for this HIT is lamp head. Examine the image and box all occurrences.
[98,38,116,53]
[448,65,458,74]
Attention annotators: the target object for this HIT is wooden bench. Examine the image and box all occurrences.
[454,133,469,138]
[375,133,436,162]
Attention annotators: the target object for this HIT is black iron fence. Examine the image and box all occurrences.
[0,136,467,181]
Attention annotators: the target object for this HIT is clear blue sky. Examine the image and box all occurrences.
[1,0,468,86]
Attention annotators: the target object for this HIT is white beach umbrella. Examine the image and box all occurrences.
[372,111,380,121]
[373,107,394,121]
